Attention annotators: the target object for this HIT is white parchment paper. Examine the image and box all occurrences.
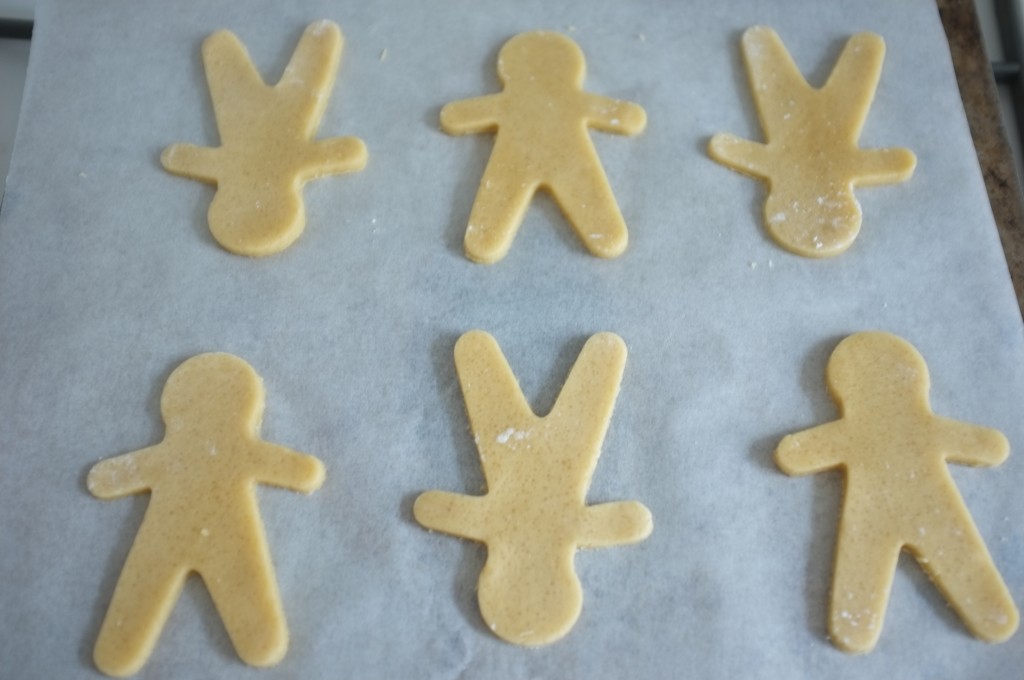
[1,0,1023,678]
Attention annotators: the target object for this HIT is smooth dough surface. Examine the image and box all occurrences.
[162,20,367,256]
[775,332,1018,653]
[441,31,646,263]
[709,26,916,257]
[87,353,325,677]
[414,331,652,645]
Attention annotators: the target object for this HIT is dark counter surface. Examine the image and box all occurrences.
[940,0,1024,318]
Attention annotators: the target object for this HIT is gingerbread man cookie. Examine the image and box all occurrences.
[776,332,1018,653]
[441,31,646,264]
[709,27,916,257]
[414,331,652,645]
[162,20,367,256]
[88,353,325,676]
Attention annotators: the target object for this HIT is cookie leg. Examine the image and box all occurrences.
[911,511,1019,643]
[463,159,535,264]
[828,527,901,654]
[550,159,628,259]
[203,547,289,668]
[94,541,188,677]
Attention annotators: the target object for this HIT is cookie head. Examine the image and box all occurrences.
[160,353,266,434]
[477,536,584,646]
[207,174,306,257]
[826,332,930,412]
[763,175,861,257]
[497,31,585,89]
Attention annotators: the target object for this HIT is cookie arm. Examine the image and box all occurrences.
[440,95,503,135]
[583,95,647,135]
[578,500,652,548]
[413,490,489,542]
[300,136,369,178]
[708,133,772,178]
[852,147,917,186]
[931,417,1010,467]
[251,442,326,493]
[160,143,222,184]
[775,421,848,475]
[87,446,159,499]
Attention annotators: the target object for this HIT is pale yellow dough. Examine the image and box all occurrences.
[414,331,652,646]
[441,32,646,264]
[162,20,367,256]
[88,353,325,677]
[709,27,916,257]
[775,332,1018,653]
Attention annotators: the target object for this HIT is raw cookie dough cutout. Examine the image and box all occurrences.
[414,331,652,645]
[775,332,1018,653]
[709,27,916,257]
[87,353,325,677]
[441,31,646,264]
[162,20,367,256]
